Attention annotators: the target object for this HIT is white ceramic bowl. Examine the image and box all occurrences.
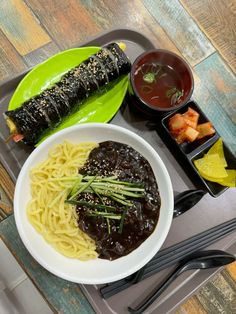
[14,123,173,284]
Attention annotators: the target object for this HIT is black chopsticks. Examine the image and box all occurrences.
[100,218,236,299]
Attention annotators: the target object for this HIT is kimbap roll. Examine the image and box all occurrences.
[4,43,131,146]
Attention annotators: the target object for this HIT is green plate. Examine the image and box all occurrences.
[8,47,129,145]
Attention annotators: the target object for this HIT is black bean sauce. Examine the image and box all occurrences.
[77,141,161,260]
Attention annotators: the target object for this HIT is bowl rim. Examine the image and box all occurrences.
[14,123,174,284]
[130,49,194,112]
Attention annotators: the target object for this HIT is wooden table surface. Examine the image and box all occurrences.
[0,0,236,313]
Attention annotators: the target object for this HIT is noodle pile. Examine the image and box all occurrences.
[27,141,99,260]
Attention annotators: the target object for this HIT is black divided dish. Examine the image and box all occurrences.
[160,100,236,197]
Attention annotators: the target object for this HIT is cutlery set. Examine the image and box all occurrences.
[100,189,236,312]
[128,250,235,313]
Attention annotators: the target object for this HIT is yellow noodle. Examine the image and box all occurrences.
[27,141,99,260]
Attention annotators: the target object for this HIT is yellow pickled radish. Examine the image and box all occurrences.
[199,169,236,187]
[198,171,222,183]
[118,42,126,51]
[217,170,236,187]
[207,138,227,167]
[194,138,236,188]
[194,154,228,179]
[6,118,17,134]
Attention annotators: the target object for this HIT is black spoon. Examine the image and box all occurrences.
[173,189,205,218]
[128,250,236,314]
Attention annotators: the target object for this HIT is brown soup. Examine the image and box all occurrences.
[133,62,184,109]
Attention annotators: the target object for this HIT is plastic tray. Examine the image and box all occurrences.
[0,28,236,314]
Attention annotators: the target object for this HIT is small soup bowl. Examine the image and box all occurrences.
[129,49,194,116]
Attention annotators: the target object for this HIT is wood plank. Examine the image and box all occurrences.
[0,29,27,81]
[221,268,236,292]
[180,0,236,74]
[226,262,236,282]
[194,52,236,125]
[142,0,215,66]
[24,0,101,49]
[0,215,95,314]
[195,272,236,313]
[175,296,207,314]
[1,0,181,76]
[0,0,51,56]
[80,0,181,54]
[0,163,15,201]
[0,201,12,215]
[24,0,180,54]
